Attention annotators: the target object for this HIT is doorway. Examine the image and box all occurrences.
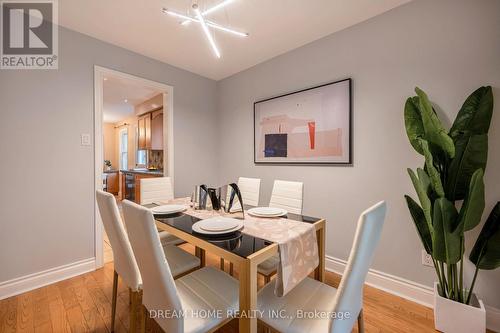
[94,66,174,268]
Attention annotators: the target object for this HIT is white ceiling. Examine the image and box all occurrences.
[59,0,411,80]
[103,76,161,123]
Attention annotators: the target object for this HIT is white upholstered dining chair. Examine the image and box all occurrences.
[122,200,239,333]
[257,180,304,282]
[268,180,303,215]
[257,201,387,333]
[238,177,261,206]
[140,177,183,246]
[139,176,174,205]
[96,190,200,332]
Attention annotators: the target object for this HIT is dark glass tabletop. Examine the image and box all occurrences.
[148,204,321,259]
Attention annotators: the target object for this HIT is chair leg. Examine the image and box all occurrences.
[357,308,365,333]
[264,274,271,284]
[220,258,225,271]
[111,270,118,332]
[140,304,147,333]
[130,289,141,333]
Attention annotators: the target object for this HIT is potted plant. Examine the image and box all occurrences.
[403,86,500,332]
[104,160,112,171]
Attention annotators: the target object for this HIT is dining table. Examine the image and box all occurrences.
[148,198,326,333]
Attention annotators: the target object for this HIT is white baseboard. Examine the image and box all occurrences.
[325,255,500,332]
[0,258,95,300]
[486,305,500,333]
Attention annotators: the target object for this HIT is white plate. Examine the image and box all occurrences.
[192,217,243,235]
[247,207,287,217]
[150,204,187,215]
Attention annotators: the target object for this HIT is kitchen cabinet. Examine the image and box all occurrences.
[137,109,163,151]
[104,170,119,194]
[151,109,163,150]
[137,113,152,150]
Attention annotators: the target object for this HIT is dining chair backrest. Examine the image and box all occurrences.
[237,177,261,206]
[121,200,183,333]
[329,201,387,333]
[140,176,174,205]
[95,190,141,291]
[269,180,303,215]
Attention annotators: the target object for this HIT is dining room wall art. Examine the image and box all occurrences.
[254,78,352,164]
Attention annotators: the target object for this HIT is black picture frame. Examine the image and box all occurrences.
[253,78,352,165]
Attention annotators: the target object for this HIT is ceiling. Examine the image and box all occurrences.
[103,76,161,123]
[59,0,411,80]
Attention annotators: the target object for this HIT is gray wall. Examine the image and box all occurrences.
[0,27,218,282]
[216,0,500,307]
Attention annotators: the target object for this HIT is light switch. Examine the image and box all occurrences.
[81,133,91,146]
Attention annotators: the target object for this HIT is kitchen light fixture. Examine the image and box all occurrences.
[162,1,248,58]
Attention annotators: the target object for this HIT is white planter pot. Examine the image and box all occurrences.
[434,282,486,333]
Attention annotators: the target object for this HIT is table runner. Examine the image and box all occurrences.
[157,197,319,297]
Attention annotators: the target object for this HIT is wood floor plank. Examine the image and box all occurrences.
[32,286,52,329]
[33,321,53,333]
[0,297,18,333]
[82,307,109,333]
[16,290,34,333]
[65,305,89,333]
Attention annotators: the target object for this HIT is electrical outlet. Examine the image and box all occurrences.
[422,250,433,267]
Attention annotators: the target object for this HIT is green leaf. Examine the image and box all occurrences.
[419,139,445,197]
[415,87,455,158]
[458,169,485,232]
[404,96,425,155]
[408,168,433,231]
[432,198,461,264]
[449,86,493,140]
[445,134,488,201]
[470,202,500,270]
[405,195,433,254]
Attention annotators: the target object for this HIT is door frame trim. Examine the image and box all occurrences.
[94,66,174,268]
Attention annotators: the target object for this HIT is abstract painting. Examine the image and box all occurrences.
[254,78,352,164]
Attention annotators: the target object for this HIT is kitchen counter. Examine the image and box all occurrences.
[120,169,163,176]
[103,169,119,174]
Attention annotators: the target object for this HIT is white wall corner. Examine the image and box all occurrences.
[0,258,95,300]
[325,255,500,332]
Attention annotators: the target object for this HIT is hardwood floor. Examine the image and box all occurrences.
[0,244,492,333]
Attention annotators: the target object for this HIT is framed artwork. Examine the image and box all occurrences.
[254,78,352,165]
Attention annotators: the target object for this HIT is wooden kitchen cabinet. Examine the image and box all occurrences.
[105,171,119,194]
[151,109,163,150]
[137,113,152,150]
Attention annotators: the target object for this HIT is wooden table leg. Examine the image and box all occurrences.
[195,246,206,267]
[239,258,257,333]
[314,225,325,282]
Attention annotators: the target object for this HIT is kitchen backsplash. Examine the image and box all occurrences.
[148,150,163,169]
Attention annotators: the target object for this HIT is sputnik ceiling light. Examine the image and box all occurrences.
[162,0,248,59]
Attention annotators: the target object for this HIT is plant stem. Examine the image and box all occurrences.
[447,264,453,299]
[467,265,480,305]
[433,259,444,296]
[440,261,448,298]
[459,240,464,302]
